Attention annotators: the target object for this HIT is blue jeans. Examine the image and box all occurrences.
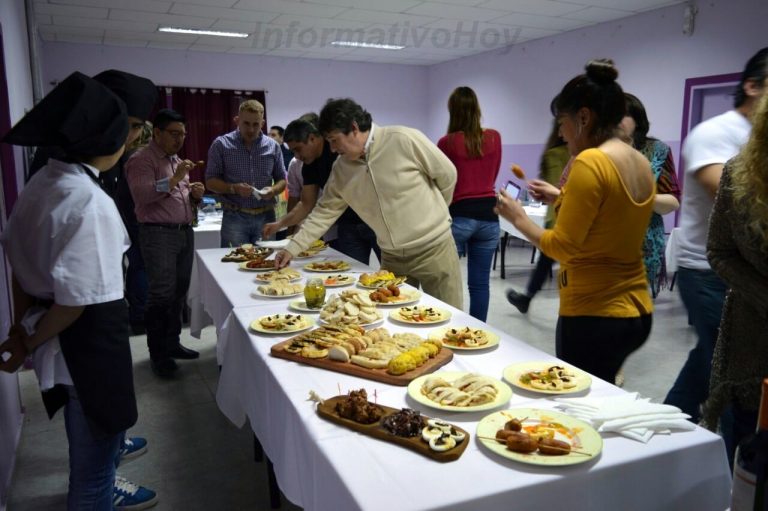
[220,209,275,247]
[450,217,499,321]
[331,223,381,265]
[664,267,727,422]
[64,385,124,510]
[125,242,147,326]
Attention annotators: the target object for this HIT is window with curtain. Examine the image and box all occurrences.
[150,87,268,184]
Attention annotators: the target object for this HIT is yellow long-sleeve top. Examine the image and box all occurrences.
[540,148,654,318]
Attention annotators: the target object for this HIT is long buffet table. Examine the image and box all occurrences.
[192,247,731,511]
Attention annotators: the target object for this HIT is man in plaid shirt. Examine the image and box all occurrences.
[205,99,286,246]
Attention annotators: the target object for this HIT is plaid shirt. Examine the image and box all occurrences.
[205,130,286,208]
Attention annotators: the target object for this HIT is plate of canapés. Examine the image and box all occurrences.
[249,313,315,334]
[476,407,602,466]
[428,326,500,351]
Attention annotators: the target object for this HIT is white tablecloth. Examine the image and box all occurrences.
[499,205,548,241]
[187,247,372,353]
[194,211,223,250]
[187,214,223,338]
[212,254,731,511]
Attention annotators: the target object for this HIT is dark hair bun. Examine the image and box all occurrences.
[585,59,619,84]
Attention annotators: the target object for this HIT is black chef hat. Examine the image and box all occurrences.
[93,69,157,122]
[1,71,128,157]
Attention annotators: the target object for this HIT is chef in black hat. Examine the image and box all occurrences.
[0,72,158,509]
[27,69,158,194]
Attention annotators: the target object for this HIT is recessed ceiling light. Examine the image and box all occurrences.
[330,41,405,50]
[159,27,249,38]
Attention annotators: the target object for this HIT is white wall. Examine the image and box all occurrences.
[40,43,430,133]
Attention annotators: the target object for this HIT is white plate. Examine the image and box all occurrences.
[253,272,302,283]
[368,289,421,307]
[255,239,290,249]
[407,371,513,413]
[289,299,326,313]
[251,288,303,299]
[502,361,592,395]
[389,306,451,325]
[249,314,315,334]
[428,326,500,351]
[357,282,405,290]
[293,251,323,259]
[476,408,602,466]
[238,261,278,272]
[321,274,356,287]
[303,261,352,272]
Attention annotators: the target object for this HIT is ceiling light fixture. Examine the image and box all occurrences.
[330,41,405,50]
[158,27,249,38]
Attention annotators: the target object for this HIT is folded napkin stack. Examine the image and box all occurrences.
[554,392,696,443]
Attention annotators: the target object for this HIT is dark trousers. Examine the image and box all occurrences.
[331,223,381,266]
[664,267,726,422]
[139,224,194,362]
[556,314,653,383]
[124,242,148,326]
[526,252,554,297]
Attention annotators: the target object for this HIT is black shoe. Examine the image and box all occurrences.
[151,358,178,378]
[168,344,199,360]
[506,289,531,314]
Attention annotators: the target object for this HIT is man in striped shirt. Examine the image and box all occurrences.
[205,99,286,247]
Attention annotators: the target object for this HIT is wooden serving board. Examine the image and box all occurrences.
[270,337,453,386]
[316,396,468,462]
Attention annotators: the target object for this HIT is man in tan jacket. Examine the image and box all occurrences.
[275,98,463,309]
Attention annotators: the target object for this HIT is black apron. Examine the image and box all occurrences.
[40,165,138,436]
[41,300,138,436]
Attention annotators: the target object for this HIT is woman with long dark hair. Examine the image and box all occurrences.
[496,60,654,382]
[437,86,502,321]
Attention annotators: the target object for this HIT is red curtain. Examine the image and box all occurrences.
[161,88,267,184]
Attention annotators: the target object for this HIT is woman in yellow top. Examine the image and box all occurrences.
[496,59,655,383]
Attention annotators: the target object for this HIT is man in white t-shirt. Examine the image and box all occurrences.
[665,47,768,425]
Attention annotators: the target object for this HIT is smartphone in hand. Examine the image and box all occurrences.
[504,180,522,200]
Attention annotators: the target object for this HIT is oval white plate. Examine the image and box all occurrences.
[289,299,327,313]
[428,326,500,351]
[476,408,602,466]
[238,261,278,272]
[254,274,302,283]
[321,274,357,287]
[389,306,451,325]
[249,314,315,334]
[303,261,352,272]
[502,361,592,395]
[407,371,512,413]
[368,289,421,307]
[251,288,303,299]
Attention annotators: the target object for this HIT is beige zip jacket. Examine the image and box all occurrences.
[287,124,457,254]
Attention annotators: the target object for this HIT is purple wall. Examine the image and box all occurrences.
[0,1,30,507]
[40,43,430,133]
[426,0,767,145]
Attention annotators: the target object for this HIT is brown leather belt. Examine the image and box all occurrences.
[222,202,274,216]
